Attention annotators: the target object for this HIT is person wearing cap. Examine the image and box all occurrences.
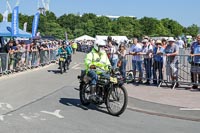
[152,40,164,85]
[140,39,153,84]
[164,37,179,88]
[129,38,143,83]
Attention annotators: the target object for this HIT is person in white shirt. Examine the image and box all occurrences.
[129,38,143,83]
[176,37,185,49]
[141,39,153,84]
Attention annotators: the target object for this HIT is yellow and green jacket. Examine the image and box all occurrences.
[84,49,111,74]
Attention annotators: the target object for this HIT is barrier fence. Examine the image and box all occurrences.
[124,48,197,89]
[0,47,197,90]
[0,49,58,75]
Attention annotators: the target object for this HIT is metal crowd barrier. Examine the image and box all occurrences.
[124,48,198,89]
[0,48,58,76]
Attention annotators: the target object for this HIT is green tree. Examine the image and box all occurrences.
[57,13,81,31]
[185,24,199,37]
[113,17,142,38]
[42,22,65,39]
[45,11,57,22]
[139,17,168,37]
[18,13,31,32]
[6,10,198,40]
[0,14,3,22]
[94,16,112,35]
[161,18,184,37]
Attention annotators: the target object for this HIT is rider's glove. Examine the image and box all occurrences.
[89,65,96,69]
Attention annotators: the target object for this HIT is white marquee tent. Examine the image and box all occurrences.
[95,35,128,42]
[75,35,95,41]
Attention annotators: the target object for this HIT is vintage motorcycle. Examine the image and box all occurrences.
[58,53,67,74]
[77,67,128,116]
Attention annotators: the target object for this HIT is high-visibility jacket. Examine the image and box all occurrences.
[72,43,77,49]
[84,48,111,74]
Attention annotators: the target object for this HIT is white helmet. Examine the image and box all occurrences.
[93,39,106,51]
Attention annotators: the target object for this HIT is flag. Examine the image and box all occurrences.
[11,6,19,37]
[32,12,40,38]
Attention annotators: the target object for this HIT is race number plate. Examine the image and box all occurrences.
[59,58,65,61]
[110,77,118,84]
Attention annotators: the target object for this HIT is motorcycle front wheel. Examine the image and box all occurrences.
[60,61,63,74]
[106,85,128,116]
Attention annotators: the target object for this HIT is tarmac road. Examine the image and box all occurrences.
[0,52,199,133]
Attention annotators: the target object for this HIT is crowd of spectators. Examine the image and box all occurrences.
[0,39,74,75]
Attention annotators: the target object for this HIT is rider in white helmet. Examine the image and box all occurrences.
[84,39,111,100]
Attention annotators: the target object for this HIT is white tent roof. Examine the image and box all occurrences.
[95,35,108,41]
[95,35,128,42]
[75,35,95,41]
[111,36,128,42]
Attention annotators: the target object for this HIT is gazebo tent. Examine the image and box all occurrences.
[0,21,32,38]
[75,35,95,41]
[95,35,128,42]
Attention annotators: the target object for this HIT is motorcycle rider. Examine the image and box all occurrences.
[57,41,71,72]
[84,39,111,100]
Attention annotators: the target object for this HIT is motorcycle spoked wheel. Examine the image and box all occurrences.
[106,85,128,116]
[79,83,90,106]
[60,61,63,74]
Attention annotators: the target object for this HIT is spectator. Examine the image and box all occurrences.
[129,38,143,83]
[190,34,200,90]
[153,40,164,85]
[176,37,185,49]
[0,40,14,72]
[108,41,118,69]
[117,43,127,79]
[161,38,167,49]
[71,41,77,54]
[141,39,153,84]
[165,37,179,88]
[107,36,119,69]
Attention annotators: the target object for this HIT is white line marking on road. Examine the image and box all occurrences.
[72,64,80,69]
[0,103,13,110]
[74,67,81,70]
[180,108,200,111]
[20,113,32,121]
[41,110,64,119]
[0,115,5,121]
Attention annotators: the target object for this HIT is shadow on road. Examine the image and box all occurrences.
[47,69,63,74]
[59,98,108,115]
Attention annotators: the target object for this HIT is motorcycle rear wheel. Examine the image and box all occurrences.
[79,83,90,106]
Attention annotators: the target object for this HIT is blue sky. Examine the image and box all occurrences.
[0,0,199,27]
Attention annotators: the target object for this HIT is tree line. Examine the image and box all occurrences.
[0,11,199,40]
